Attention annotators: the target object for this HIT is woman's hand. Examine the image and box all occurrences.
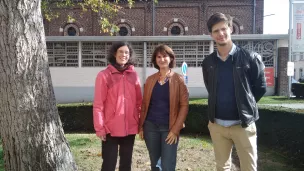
[139,130,144,140]
[97,135,106,141]
[165,131,178,145]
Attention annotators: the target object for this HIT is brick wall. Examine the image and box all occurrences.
[44,0,264,36]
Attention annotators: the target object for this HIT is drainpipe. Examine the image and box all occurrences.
[152,0,155,36]
[253,0,256,34]
[288,0,293,98]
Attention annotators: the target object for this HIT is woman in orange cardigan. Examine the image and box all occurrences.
[139,44,189,171]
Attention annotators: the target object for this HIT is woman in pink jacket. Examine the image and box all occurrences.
[93,42,142,171]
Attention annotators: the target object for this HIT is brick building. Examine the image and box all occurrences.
[44,0,264,36]
[46,0,294,102]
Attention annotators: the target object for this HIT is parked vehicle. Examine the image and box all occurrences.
[299,76,304,83]
[292,82,304,98]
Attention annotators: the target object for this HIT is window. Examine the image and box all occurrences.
[230,17,243,34]
[67,27,77,36]
[232,22,240,34]
[168,23,185,36]
[171,26,181,35]
[63,24,79,36]
[119,26,128,36]
[293,53,298,61]
[116,23,132,36]
[300,68,303,78]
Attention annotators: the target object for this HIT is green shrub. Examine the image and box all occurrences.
[182,104,208,134]
[0,138,3,171]
[58,104,94,133]
[256,106,304,166]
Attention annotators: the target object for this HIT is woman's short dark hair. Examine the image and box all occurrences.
[107,42,136,65]
[151,44,176,70]
[207,12,233,33]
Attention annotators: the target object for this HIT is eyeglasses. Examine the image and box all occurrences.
[117,50,130,56]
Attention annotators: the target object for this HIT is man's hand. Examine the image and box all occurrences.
[165,131,178,145]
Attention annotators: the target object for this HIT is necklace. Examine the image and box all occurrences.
[158,70,170,85]
[158,76,169,85]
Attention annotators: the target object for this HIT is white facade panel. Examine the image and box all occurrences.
[50,67,274,103]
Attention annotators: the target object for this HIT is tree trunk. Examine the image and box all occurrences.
[0,0,77,170]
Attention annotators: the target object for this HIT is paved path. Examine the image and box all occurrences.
[260,103,304,109]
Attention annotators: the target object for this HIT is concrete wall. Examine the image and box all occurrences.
[50,67,274,103]
[46,34,286,103]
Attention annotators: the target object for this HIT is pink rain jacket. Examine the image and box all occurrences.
[93,64,142,137]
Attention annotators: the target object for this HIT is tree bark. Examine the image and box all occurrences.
[0,0,77,170]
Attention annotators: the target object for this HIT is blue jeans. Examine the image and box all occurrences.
[144,120,178,171]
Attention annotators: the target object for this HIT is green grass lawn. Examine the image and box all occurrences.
[257,96,304,104]
[66,134,303,171]
[0,134,303,170]
[189,96,304,105]
[0,96,303,170]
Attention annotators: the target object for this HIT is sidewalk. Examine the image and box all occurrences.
[260,103,304,109]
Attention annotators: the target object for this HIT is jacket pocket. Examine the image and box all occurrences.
[133,108,139,124]
[104,108,116,125]
[207,66,215,86]
[207,65,215,74]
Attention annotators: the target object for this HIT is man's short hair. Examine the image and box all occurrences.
[207,12,233,33]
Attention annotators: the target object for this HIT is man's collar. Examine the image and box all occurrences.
[216,43,236,59]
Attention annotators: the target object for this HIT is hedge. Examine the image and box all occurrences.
[57,103,304,166]
[58,103,94,133]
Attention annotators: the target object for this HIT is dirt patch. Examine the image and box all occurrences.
[68,134,299,171]
[129,137,240,171]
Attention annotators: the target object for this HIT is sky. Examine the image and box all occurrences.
[263,0,289,34]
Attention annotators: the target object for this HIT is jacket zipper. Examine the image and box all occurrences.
[233,64,242,125]
[212,63,218,122]
[123,74,127,135]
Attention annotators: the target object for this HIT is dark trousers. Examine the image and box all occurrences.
[101,134,135,171]
[144,120,178,171]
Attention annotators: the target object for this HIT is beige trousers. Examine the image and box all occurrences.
[208,121,257,171]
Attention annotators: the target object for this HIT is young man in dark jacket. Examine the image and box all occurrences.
[202,12,266,171]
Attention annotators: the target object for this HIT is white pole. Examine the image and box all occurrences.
[78,41,82,68]
[288,0,293,98]
[209,40,214,53]
[143,42,147,93]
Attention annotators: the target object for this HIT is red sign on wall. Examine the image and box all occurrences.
[264,67,275,87]
[297,23,302,39]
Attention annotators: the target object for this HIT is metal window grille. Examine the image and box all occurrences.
[82,42,111,67]
[233,40,276,67]
[147,41,210,67]
[81,42,144,67]
[47,42,78,67]
[46,39,276,68]
[131,42,144,67]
